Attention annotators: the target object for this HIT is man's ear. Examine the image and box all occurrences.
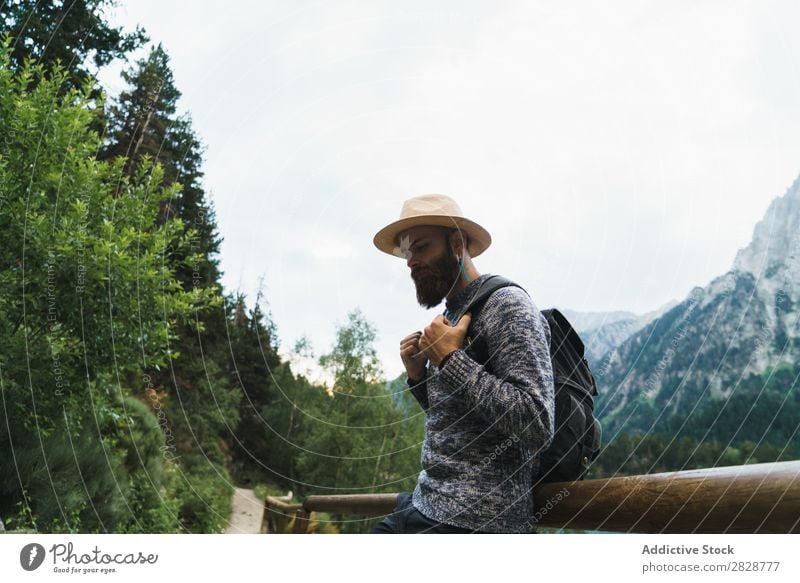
[449,228,467,257]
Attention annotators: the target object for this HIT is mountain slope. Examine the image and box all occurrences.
[596,175,800,452]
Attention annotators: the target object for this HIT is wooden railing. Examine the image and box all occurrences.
[262,460,800,533]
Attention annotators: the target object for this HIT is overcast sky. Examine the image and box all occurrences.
[100,0,800,381]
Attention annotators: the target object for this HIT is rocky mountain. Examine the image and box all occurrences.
[595,174,800,453]
[561,301,679,369]
[581,317,639,369]
[560,309,637,332]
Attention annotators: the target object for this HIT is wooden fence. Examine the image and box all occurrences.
[262,460,800,534]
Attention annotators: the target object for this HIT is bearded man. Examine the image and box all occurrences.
[369,194,555,534]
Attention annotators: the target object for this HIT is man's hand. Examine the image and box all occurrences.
[400,331,428,382]
[419,313,472,367]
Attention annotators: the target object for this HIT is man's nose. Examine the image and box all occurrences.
[407,254,420,269]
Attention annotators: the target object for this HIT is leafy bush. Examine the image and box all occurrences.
[172,454,234,533]
[0,41,214,532]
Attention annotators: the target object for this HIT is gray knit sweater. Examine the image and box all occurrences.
[407,273,555,533]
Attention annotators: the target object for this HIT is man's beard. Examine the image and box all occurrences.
[411,250,461,309]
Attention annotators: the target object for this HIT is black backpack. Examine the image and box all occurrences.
[460,275,602,485]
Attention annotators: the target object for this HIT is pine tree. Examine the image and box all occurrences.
[97,44,299,531]
[101,44,221,286]
[0,0,146,92]
[224,294,297,486]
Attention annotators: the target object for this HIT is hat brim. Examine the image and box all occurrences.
[373,215,491,258]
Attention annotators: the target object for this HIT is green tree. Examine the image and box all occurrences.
[100,43,221,287]
[0,0,146,92]
[99,43,246,532]
[224,294,297,486]
[293,310,424,532]
[0,43,211,532]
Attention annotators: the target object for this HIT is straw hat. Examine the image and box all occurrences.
[373,194,492,258]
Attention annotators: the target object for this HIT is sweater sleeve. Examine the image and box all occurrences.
[438,286,555,452]
[407,372,429,411]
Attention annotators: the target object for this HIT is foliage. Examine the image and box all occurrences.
[100,43,221,286]
[171,454,233,534]
[95,40,247,532]
[0,1,147,93]
[289,310,424,533]
[596,361,800,474]
[588,430,798,480]
[0,42,212,532]
[661,363,800,450]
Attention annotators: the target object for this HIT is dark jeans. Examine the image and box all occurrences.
[369,492,476,534]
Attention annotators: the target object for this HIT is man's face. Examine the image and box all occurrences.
[398,226,461,308]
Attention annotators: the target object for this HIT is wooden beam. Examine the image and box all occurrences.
[296,461,800,533]
[264,496,305,534]
[534,460,800,533]
[304,493,398,517]
[265,496,303,513]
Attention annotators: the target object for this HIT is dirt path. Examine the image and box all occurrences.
[224,487,264,534]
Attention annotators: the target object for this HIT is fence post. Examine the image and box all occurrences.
[291,509,310,534]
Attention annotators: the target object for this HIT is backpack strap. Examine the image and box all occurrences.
[459,278,598,400]
[458,275,525,367]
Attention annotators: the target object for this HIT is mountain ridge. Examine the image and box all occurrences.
[595,174,800,448]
